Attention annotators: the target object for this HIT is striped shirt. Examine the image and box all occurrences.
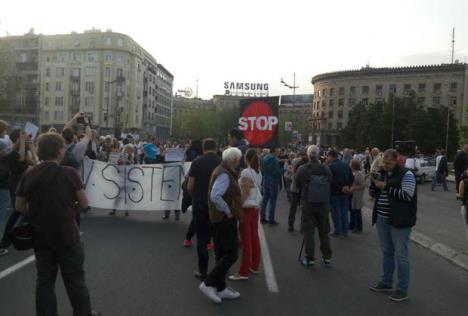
[376,171,416,218]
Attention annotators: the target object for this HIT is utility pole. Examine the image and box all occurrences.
[451,27,455,64]
[391,94,395,148]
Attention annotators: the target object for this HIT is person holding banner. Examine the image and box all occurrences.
[199,147,243,303]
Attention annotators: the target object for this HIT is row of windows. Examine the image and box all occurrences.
[46,37,125,50]
[44,80,95,93]
[316,82,459,98]
[46,66,97,77]
[314,96,458,110]
[45,51,127,64]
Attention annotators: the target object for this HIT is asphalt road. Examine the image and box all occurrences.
[1,191,468,316]
[365,180,468,253]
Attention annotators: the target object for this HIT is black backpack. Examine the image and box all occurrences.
[61,144,80,170]
[306,164,330,204]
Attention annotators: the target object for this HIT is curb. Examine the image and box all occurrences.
[363,207,468,272]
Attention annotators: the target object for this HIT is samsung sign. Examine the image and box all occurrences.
[224,81,269,97]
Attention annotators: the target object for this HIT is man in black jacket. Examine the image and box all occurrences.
[454,145,468,191]
[369,149,417,302]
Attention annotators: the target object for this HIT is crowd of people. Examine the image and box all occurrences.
[2,112,468,313]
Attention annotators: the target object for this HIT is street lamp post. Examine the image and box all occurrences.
[281,72,299,106]
[104,75,125,136]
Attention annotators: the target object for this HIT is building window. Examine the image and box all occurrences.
[330,88,335,96]
[450,82,458,92]
[85,67,96,76]
[417,97,425,105]
[105,37,112,46]
[376,85,383,96]
[117,38,124,47]
[55,96,64,106]
[89,40,96,49]
[338,98,344,107]
[85,81,95,94]
[375,97,383,103]
[329,99,334,107]
[328,122,333,130]
[339,87,345,96]
[58,52,68,62]
[337,122,343,129]
[432,96,441,106]
[361,98,369,105]
[105,67,112,78]
[116,68,123,78]
[349,86,356,96]
[433,83,442,94]
[418,83,426,93]
[45,68,50,77]
[87,52,97,62]
[44,111,49,120]
[56,67,65,77]
[72,52,81,62]
[45,82,49,91]
[450,96,457,106]
[105,52,112,62]
[72,68,80,77]
[85,97,95,107]
[116,54,124,64]
[403,84,412,95]
[55,82,63,91]
[362,86,369,95]
[328,111,334,118]
[322,88,327,97]
[349,98,356,107]
[44,97,49,106]
[389,84,396,95]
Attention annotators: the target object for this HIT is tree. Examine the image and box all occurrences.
[341,95,459,157]
[279,112,309,145]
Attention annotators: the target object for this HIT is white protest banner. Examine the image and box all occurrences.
[108,152,120,164]
[81,159,191,211]
[164,148,186,162]
[24,122,39,140]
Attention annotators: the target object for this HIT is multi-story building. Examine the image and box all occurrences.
[154,64,173,141]
[311,64,468,146]
[212,94,251,110]
[0,29,173,137]
[279,94,313,120]
[172,95,215,119]
[0,29,41,126]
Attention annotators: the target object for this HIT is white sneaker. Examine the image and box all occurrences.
[228,274,249,281]
[199,282,222,303]
[218,287,240,300]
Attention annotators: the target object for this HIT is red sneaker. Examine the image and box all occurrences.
[183,240,193,247]
[207,242,215,250]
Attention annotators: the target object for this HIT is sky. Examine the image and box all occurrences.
[1,0,467,99]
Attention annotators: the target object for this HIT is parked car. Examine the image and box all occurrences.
[413,157,436,184]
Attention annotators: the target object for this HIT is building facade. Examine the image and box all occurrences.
[311,64,468,146]
[172,95,215,119]
[154,64,173,141]
[0,29,41,126]
[0,29,173,137]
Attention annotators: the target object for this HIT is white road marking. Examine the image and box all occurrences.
[0,255,35,281]
[258,224,279,293]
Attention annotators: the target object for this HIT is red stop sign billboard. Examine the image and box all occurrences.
[238,97,279,147]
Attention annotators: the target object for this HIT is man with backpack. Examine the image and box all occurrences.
[295,145,333,267]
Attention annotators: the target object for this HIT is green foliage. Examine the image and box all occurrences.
[341,95,459,158]
[172,107,239,142]
[278,112,309,145]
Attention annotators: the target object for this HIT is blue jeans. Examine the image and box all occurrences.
[260,181,278,221]
[431,171,448,191]
[330,195,349,236]
[376,216,411,292]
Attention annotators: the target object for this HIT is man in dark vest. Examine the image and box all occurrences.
[369,149,417,302]
[199,147,243,304]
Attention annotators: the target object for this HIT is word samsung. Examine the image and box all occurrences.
[81,159,191,211]
[224,81,269,97]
